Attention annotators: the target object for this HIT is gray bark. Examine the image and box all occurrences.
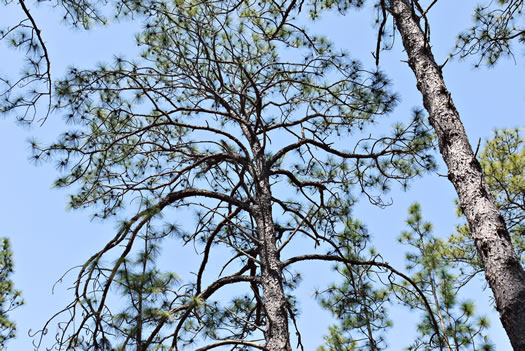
[252,141,292,350]
[256,209,292,351]
[387,1,525,349]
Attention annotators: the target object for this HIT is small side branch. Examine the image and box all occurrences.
[18,0,52,122]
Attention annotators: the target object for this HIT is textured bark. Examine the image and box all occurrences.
[256,211,292,351]
[253,145,292,351]
[387,1,525,349]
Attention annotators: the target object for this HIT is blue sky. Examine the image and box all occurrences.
[0,1,523,349]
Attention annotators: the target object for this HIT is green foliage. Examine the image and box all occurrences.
[395,204,493,351]
[109,229,180,350]
[0,238,23,349]
[455,0,525,65]
[318,325,358,351]
[19,0,436,349]
[480,128,524,240]
[307,0,367,20]
[2,0,521,349]
[318,206,494,351]
[317,219,391,350]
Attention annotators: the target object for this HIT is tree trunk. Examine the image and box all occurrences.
[253,145,292,350]
[387,0,525,349]
[256,209,292,351]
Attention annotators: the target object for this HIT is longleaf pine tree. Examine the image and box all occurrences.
[2,0,524,349]
[4,1,434,350]
[308,0,525,347]
[319,205,495,351]
[387,2,525,346]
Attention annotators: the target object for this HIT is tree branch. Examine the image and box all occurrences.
[195,339,265,351]
[283,253,443,345]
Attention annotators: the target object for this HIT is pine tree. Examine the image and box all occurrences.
[395,204,492,351]
[316,219,392,351]
[3,0,523,349]
[305,0,525,347]
[318,128,524,350]
[385,3,525,345]
[5,1,434,349]
[318,205,495,351]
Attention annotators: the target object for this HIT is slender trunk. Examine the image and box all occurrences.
[253,146,292,350]
[387,1,525,349]
[256,210,292,351]
[430,274,452,351]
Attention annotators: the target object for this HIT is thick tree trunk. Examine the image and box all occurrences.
[387,1,525,349]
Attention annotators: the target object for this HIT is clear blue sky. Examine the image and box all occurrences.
[1,1,523,349]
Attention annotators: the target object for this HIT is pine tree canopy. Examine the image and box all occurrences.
[0,0,524,350]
